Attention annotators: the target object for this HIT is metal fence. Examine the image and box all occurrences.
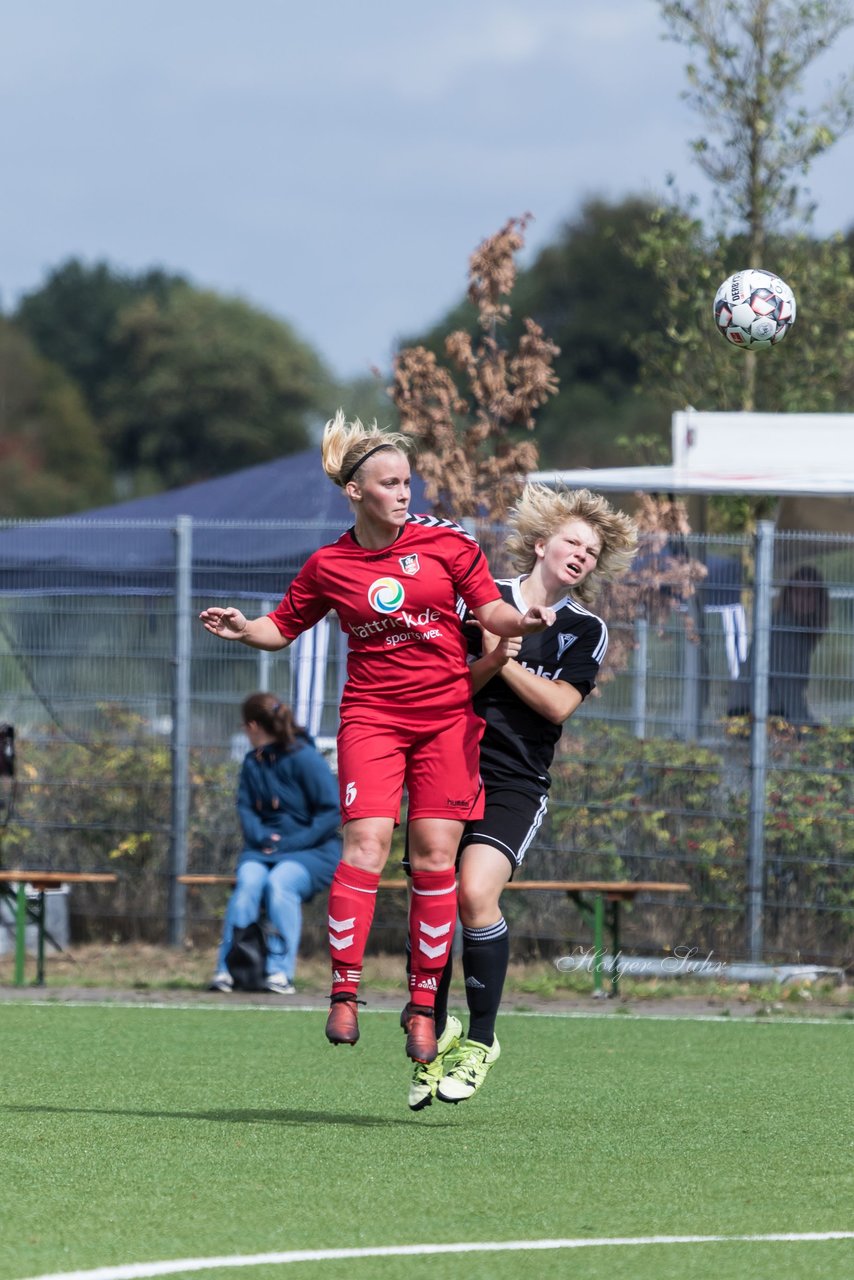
[0,517,852,967]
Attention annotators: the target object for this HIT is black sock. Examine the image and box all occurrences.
[433,951,453,1039]
[462,917,509,1046]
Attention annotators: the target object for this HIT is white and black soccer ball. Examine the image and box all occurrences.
[713,269,796,349]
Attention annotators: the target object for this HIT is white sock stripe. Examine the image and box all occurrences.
[328,915,356,931]
[411,885,456,897]
[463,917,508,943]
[329,934,355,951]
[336,881,378,895]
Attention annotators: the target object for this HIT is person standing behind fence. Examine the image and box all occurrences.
[199,410,554,1065]
[409,485,637,1110]
[211,693,342,994]
[727,564,829,727]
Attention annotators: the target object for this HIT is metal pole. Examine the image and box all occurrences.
[746,520,775,962]
[632,614,648,739]
[168,515,192,946]
[258,599,273,690]
[680,600,701,741]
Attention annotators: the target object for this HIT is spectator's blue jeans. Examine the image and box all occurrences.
[216,853,314,981]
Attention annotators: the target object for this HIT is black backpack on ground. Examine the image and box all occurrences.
[225,922,267,991]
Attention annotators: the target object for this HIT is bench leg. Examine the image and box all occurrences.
[35,891,46,986]
[15,884,27,986]
[592,893,605,996]
[609,900,621,997]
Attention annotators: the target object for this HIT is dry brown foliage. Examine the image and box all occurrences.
[388,216,706,677]
[596,494,708,679]
[389,214,559,520]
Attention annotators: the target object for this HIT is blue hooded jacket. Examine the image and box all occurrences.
[236,732,341,891]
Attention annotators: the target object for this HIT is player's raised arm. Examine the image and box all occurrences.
[472,598,556,637]
[198,607,291,651]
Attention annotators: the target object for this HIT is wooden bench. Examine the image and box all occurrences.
[0,871,118,987]
[177,874,691,997]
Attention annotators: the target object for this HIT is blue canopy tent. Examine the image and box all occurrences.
[0,447,427,596]
[0,450,428,941]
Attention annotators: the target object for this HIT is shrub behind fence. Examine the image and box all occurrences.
[0,518,852,965]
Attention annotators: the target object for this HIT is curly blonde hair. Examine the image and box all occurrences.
[505,484,637,606]
[321,409,412,488]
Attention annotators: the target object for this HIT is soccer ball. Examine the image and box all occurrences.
[713,269,796,349]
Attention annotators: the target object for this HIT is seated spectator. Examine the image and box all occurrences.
[728,565,829,727]
[210,692,342,993]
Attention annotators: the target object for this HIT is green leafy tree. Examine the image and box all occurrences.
[659,0,854,408]
[408,199,677,469]
[101,286,332,493]
[0,319,112,516]
[507,198,678,467]
[629,201,854,528]
[16,259,334,495]
[14,258,186,418]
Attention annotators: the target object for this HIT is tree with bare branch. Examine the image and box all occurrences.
[389,215,559,523]
[390,216,707,681]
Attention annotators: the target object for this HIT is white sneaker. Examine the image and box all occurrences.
[209,972,233,992]
[265,973,296,994]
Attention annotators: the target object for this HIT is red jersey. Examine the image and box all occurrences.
[268,514,501,714]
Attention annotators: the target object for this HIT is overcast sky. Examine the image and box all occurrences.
[2,1,853,380]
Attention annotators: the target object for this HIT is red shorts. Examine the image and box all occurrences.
[336,705,485,824]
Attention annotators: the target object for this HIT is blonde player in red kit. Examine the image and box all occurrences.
[199,411,554,1065]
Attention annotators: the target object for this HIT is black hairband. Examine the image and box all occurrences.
[343,442,394,485]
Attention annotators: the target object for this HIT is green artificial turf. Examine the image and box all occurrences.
[1,1003,852,1280]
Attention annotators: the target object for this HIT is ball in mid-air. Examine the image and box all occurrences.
[713,269,796,349]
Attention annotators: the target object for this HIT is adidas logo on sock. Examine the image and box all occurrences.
[465,976,486,989]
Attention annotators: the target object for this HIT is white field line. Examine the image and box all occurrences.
[14,1231,854,1280]
[1,998,851,1027]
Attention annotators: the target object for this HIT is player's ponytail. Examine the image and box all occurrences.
[321,408,411,488]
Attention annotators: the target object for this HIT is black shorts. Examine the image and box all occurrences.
[459,785,549,876]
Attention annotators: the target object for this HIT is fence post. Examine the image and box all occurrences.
[680,599,701,741]
[258,599,274,691]
[168,515,192,946]
[632,613,648,739]
[746,520,774,962]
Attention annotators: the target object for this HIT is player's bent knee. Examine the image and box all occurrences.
[457,884,501,926]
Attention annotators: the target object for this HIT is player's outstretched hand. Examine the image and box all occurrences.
[198,606,248,639]
[520,605,556,633]
[481,631,523,664]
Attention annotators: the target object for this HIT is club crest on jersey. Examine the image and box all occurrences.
[557,632,579,659]
[398,553,420,576]
[367,577,405,614]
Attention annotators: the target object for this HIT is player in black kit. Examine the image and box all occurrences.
[409,484,638,1110]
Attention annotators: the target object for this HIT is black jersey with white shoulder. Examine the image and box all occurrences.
[463,576,608,792]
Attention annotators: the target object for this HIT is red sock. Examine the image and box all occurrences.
[408,868,457,1010]
[328,863,380,998]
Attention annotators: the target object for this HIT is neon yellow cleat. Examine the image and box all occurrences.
[408,1014,463,1111]
[436,1036,500,1104]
